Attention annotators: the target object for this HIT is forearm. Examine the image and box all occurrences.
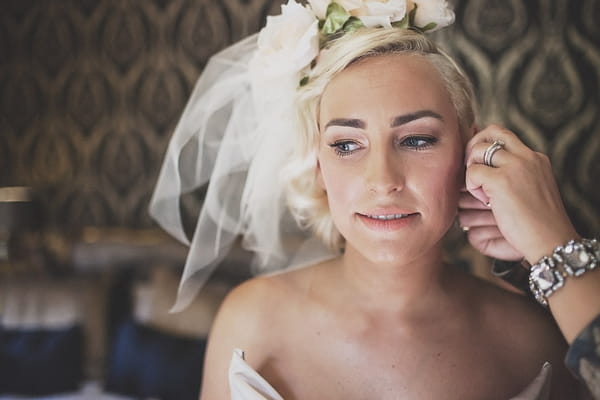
[521,231,599,343]
[529,238,600,399]
[548,267,600,344]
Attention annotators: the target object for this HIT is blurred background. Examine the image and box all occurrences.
[0,0,598,399]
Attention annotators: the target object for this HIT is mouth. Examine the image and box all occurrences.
[356,211,419,231]
[361,213,415,221]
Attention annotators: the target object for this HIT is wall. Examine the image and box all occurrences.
[0,0,598,236]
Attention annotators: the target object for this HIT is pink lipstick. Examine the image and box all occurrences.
[357,210,418,231]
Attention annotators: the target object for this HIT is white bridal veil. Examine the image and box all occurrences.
[149,34,334,312]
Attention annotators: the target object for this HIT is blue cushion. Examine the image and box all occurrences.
[105,319,206,400]
[0,324,84,395]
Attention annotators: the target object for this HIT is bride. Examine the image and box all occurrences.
[150,1,597,399]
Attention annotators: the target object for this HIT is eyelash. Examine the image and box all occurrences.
[329,140,361,157]
[329,135,438,157]
[399,135,438,150]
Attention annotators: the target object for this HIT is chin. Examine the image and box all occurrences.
[369,251,408,266]
[351,240,423,266]
[345,228,448,266]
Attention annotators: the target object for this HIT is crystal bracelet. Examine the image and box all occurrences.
[529,238,599,307]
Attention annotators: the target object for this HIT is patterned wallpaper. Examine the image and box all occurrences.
[0,0,598,237]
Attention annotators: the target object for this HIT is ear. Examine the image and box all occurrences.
[461,123,479,147]
[316,159,326,191]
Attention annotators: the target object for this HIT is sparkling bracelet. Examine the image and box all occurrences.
[528,238,599,306]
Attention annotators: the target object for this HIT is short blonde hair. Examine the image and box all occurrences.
[284,28,476,252]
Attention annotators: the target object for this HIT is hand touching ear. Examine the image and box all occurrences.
[458,125,579,264]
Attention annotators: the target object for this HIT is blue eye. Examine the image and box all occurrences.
[400,136,437,150]
[329,140,361,157]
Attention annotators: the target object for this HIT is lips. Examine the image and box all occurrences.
[363,213,413,221]
[357,210,419,231]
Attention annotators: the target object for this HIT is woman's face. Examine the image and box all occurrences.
[317,54,465,265]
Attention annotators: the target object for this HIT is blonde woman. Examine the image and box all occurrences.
[150,2,599,399]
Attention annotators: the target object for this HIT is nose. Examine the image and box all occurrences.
[365,149,405,195]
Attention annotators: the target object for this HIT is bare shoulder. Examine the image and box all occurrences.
[463,273,580,398]
[222,262,321,323]
[468,274,562,346]
[207,271,301,358]
[199,263,321,399]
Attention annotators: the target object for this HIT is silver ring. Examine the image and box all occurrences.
[483,140,505,167]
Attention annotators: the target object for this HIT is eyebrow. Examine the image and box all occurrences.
[324,118,366,130]
[391,110,444,127]
[324,110,443,131]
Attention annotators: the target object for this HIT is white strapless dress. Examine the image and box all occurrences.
[228,349,552,400]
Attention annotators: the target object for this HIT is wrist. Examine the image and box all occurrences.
[547,267,600,343]
[528,238,599,307]
[522,230,581,265]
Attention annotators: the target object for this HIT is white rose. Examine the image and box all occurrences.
[308,0,364,19]
[337,0,364,13]
[352,0,407,28]
[410,0,455,31]
[249,0,319,107]
[307,0,330,19]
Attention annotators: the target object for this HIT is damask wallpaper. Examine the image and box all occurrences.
[0,0,598,237]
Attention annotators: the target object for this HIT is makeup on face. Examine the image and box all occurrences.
[316,54,464,263]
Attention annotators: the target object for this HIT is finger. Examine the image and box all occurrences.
[465,125,528,165]
[465,163,495,205]
[466,124,514,150]
[465,125,507,162]
[466,140,512,168]
[467,225,503,243]
[457,209,496,229]
[458,192,490,210]
[466,226,523,260]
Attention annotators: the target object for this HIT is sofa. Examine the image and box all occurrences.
[0,229,251,400]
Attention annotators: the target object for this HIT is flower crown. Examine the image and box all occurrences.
[249,0,455,101]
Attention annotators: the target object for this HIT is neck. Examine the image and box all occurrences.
[338,243,456,316]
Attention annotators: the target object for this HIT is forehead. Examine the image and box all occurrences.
[320,53,454,121]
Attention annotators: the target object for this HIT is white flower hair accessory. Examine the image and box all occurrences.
[308,0,454,31]
[249,1,319,112]
[150,0,456,311]
[250,0,455,103]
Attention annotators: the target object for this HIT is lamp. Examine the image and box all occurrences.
[0,186,41,264]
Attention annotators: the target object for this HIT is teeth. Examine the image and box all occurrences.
[368,213,410,220]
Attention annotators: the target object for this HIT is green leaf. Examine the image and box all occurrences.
[407,3,418,25]
[322,2,351,35]
[420,22,437,32]
[391,15,409,29]
[343,16,365,33]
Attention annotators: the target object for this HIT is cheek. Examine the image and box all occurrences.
[321,166,348,198]
[319,161,358,211]
[420,153,463,211]
[430,168,461,200]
